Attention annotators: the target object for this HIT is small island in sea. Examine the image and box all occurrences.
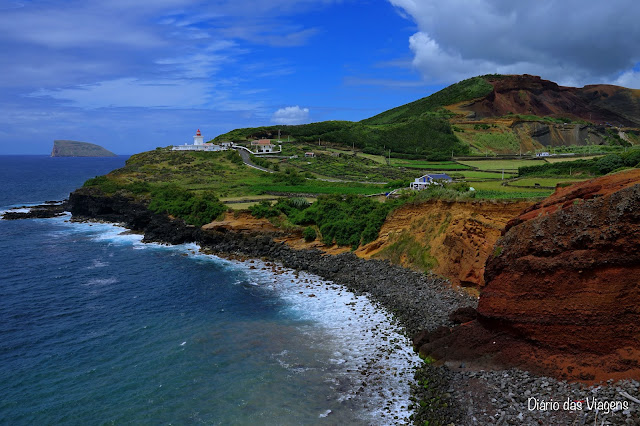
[51,140,116,157]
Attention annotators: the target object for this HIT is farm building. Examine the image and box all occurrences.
[410,173,453,190]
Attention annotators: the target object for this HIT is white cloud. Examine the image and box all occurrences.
[389,0,640,86]
[614,70,640,89]
[272,106,310,124]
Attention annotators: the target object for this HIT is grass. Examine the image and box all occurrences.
[248,183,384,195]
[390,159,471,170]
[470,132,520,153]
[470,180,553,199]
[543,155,604,163]
[509,177,587,187]
[362,75,495,125]
[457,159,547,171]
[375,231,437,271]
[453,170,516,179]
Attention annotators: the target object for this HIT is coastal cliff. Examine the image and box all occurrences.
[68,187,475,336]
[66,183,640,424]
[356,199,532,288]
[51,140,116,157]
[417,169,640,382]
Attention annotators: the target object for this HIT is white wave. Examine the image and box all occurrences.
[86,259,109,269]
[85,277,118,286]
[47,218,419,424]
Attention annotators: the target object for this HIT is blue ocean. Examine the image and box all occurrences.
[0,156,419,425]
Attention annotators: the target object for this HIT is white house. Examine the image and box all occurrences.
[251,139,281,154]
[172,129,229,152]
[410,173,453,190]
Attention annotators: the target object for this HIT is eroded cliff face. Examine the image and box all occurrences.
[417,170,640,382]
[356,200,532,289]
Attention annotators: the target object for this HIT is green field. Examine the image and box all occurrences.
[508,177,587,188]
[470,180,553,199]
[458,159,547,171]
[543,155,604,163]
[453,170,516,179]
[390,159,471,170]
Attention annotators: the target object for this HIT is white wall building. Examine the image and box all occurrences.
[410,173,453,190]
[172,129,229,152]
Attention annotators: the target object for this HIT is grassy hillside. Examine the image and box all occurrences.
[212,73,640,158]
[214,115,469,158]
[212,75,500,158]
[361,75,496,125]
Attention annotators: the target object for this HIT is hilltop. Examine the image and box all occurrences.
[51,140,116,157]
[213,74,640,156]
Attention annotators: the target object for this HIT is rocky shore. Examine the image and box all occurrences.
[62,187,640,425]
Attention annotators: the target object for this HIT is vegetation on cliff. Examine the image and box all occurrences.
[51,140,116,157]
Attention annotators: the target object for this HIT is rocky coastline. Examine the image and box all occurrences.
[61,187,640,425]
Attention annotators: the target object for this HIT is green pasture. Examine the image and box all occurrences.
[457,159,547,171]
[508,177,587,188]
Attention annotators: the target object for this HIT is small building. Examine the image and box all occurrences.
[304,152,315,158]
[250,139,282,154]
[172,129,228,152]
[251,139,275,153]
[410,173,453,190]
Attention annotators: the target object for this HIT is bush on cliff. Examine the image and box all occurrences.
[148,184,227,227]
[303,226,317,242]
[292,195,399,248]
[597,154,624,174]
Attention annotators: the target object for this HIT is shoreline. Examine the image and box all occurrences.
[64,215,426,423]
[66,188,478,423]
[15,188,639,424]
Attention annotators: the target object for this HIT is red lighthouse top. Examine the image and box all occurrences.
[196,129,201,136]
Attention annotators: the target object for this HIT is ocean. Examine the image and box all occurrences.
[0,155,420,425]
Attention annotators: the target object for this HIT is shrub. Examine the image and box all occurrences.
[83,175,120,193]
[303,226,317,242]
[249,200,279,218]
[596,154,624,174]
[292,194,399,248]
[148,184,227,227]
[622,150,640,167]
[225,149,243,164]
[272,169,305,186]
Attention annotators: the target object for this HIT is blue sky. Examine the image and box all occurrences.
[2,0,640,155]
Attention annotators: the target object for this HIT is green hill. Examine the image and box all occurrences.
[51,140,116,157]
[361,75,496,125]
[212,74,640,157]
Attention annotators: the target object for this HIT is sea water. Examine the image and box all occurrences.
[0,155,419,425]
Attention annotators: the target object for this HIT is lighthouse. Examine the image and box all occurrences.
[193,129,204,145]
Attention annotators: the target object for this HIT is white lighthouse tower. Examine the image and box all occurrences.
[193,129,204,145]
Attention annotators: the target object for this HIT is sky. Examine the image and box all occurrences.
[2,0,640,155]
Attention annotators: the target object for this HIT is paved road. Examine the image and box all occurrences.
[237,148,272,173]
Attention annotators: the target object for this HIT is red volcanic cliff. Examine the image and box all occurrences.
[463,74,640,127]
[417,169,640,382]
